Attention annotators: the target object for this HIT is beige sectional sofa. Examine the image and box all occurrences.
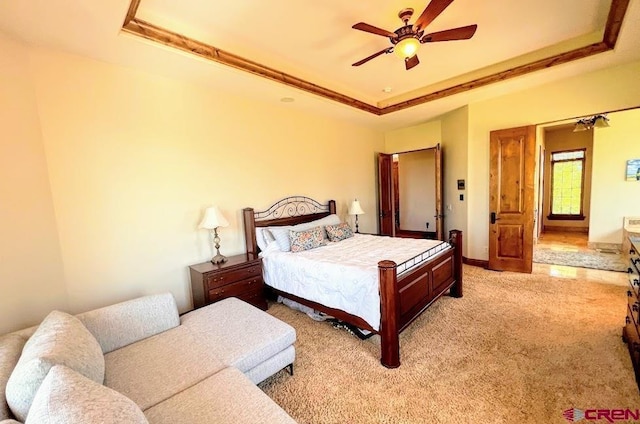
[0,293,297,423]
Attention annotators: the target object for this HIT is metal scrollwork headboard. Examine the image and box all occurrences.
[242,196,337,256]
[255,196,329,221]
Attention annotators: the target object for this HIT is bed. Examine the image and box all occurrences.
[242,196,463,368]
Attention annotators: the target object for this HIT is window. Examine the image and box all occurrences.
[549,149,585,220]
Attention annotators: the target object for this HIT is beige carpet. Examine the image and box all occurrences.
[260,265,640,424]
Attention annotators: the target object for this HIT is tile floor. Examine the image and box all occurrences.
[533,231,627,286]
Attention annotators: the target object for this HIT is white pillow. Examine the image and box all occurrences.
[6,311,105,421]
[255,228,268,252]
[267,226,293,252]
[293,214,341,233]
[26,365,148,424]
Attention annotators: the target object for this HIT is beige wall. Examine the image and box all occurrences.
[398,150,435,231]
[542,126,593,230]
[0,35,68,333]
[590,108,640,244]
[384,121,441,154]
[440,107,470,243]
[1,39,384,329]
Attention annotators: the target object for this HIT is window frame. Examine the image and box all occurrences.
[548,148,586,221]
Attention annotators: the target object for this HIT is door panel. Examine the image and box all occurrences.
[378,153,395,236]
[488,126,535,273]
[434,143,444,240]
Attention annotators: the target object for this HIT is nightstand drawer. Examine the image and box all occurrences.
[208,276,263,300]
[206,263,261,289]
[190,254,267,311]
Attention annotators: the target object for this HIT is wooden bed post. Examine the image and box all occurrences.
[243,207,257,256]
[449,230,463,298]
[328,200,336,215]
[378,260,400,368]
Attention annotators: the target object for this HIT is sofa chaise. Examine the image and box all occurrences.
[0,293,297,423]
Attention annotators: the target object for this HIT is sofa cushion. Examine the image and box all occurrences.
[180,297,296,373]
[244,345,295,384]
[6,311,104,421]
[104,325,225,411]
[0,334,26,420]
[143,366,297,424]
[77,293,180,354]
[26,365,148,424]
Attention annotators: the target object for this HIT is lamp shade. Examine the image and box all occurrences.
[573,120,589,132]
[348,199,365,216]
[198,206,229,230]
[592,115,609,128]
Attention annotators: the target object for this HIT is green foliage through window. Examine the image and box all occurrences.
[551,150,584,216]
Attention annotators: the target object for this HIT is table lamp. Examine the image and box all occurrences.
[199,206,229,264]
[348,199,365,233]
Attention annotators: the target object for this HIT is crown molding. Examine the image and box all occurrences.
[122,0,629,116]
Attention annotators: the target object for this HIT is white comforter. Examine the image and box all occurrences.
[261,234,449,331]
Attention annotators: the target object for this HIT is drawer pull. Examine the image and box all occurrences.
[629,290,633,297]
[627,316,632,324]
[213,276,225,282]
[634,303,639,312]
[635,279,640,286]
[630,268,634,274]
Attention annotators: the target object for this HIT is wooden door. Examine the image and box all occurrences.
[378,153,395,236]
[488,126,535,273]
[434,144,444,240]
[392,160,400,230]
[537,145,545,239]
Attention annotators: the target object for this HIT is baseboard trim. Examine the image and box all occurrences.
[463,257,488,269]
[587,242,622,251]
[543,225,589,234]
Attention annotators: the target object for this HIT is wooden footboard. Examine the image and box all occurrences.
[378,230,463,368]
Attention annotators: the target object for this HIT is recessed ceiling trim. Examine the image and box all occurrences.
[123,0,141,26]
[121,0,629,116]
[122,18,381,115]
[379,42,610,114]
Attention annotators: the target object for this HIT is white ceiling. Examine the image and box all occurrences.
[0,0,639,130]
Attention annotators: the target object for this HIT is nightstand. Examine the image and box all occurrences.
[189,253,267,310]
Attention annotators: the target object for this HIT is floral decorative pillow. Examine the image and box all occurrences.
[289,226,327,252]
[325,222,354,242]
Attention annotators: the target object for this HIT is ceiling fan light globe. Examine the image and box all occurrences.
[394,38,419,58]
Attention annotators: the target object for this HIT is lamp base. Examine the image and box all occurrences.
[211,253,227,264]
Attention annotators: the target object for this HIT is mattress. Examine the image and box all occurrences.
[261,234,450,331]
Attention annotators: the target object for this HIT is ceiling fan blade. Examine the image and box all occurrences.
[413,0,454,32]
[420,25,478,43]
[352,22,398,39]
[352,48,392,66]
[405,54,420,70]
[421,24,477,42]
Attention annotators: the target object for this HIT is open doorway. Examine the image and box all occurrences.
[533,124,625,272]
[393,150,437,239]
[377,145,443,240]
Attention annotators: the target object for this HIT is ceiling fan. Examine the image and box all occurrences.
[351,0,477,70]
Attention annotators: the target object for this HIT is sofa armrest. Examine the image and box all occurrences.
[76,293,180,354]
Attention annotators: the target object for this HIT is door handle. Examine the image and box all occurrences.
[490,212,500,224]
